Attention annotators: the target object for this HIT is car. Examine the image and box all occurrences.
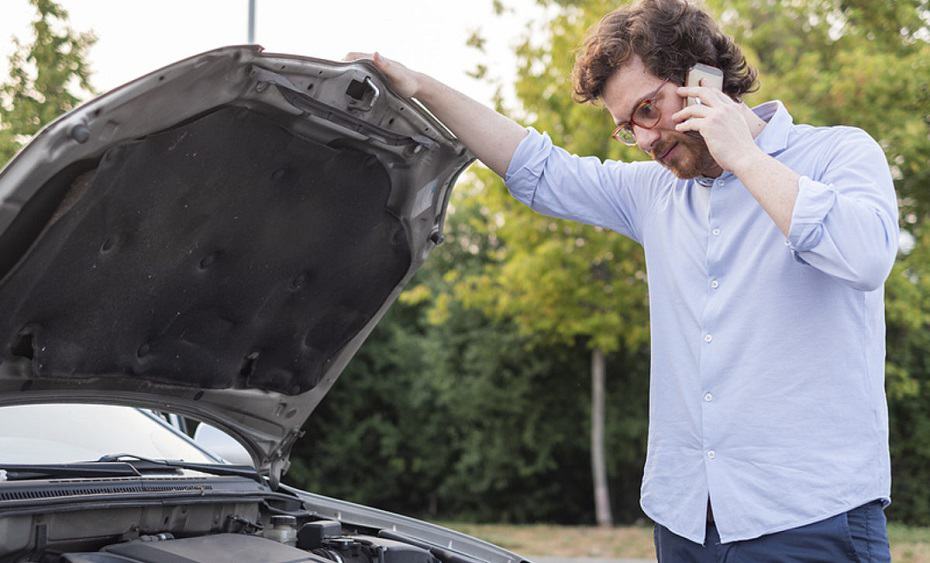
[0,45,525,563]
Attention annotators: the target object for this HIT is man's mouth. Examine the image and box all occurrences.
[657,142,678,163]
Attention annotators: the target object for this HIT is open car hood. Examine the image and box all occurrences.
[0,46,473,486]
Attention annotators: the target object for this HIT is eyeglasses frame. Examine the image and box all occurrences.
[610,78,674,146]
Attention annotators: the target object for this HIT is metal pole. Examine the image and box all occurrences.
[248,0,256,44]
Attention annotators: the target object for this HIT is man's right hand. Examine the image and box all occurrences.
[341,51,527,178]
[343,52,422,99]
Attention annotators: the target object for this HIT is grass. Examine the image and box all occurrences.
[439,522,930,562]
[889,524,930,563]
[441,523,657,559]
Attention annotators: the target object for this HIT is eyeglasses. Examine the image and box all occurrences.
[610,79,670,146]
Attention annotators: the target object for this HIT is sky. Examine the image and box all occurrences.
[0,0,544,107]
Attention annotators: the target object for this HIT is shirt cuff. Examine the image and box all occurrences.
[786,176,838,253]
[504,127,553,208]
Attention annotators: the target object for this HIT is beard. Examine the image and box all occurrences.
[651,130,719,179]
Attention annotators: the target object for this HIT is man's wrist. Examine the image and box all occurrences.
[413,73,439,103]
[730,146,768,179]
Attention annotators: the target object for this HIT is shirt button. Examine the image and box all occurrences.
[707,450,716,460]
[704,334,713,343]
[712,228,721,236]
[784,239,791,246]
[704,392,714,402]
[710,279,719,289]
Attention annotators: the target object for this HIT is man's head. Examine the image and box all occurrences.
[572,0,758,178]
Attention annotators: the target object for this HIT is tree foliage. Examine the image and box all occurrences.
[448,3,651,358]
[0,0,96,166]
[885,223,930,523]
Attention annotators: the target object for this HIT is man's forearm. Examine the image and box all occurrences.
[732,151,800,236]
[415,74,528,178]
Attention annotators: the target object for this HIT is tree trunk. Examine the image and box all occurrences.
[591,347,613,527]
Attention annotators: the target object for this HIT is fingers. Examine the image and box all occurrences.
[372,51,391,71]
[671,104,711,123]
[674,118,702,133]
[343,51,392,74]
[673,102,710,133]
[343,51,372,62]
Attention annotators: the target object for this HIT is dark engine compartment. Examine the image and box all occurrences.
[2,499,447,563]
[60,527,436,563]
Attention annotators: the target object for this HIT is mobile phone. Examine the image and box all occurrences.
[686,64,724,106]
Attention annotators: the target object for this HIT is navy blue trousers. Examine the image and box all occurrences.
[654,500,891,562]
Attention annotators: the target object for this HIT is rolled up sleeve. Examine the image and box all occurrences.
[787,128,899,291]
[504,127,667,243]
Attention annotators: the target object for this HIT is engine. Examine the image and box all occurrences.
[57,519,440,563]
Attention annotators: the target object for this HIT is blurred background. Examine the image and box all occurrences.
[2,0,929,557]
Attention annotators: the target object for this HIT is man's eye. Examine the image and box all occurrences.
[636,101,658,121]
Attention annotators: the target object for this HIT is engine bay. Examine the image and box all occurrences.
[61,527,438,563]
[0,488,461,563]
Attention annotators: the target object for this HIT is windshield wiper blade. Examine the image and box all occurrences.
[0,462,143,481]
[96,453,263,483]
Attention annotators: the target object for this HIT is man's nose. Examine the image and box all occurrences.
[634,125,661,154]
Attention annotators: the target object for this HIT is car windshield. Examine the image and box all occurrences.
[0,404,217,464]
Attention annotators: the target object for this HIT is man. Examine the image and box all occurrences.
[347,0,897,559]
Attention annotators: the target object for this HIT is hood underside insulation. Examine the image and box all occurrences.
[0,105,410,395]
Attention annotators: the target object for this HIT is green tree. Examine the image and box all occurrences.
[0,0,96,166]
[416,180,644,524]
[447,0,654,526]
[286,301,458,515]
[884,223,930,523]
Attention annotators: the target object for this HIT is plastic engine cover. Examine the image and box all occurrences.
[62,533,333,562]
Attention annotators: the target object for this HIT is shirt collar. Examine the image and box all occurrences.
[694,100,792,186]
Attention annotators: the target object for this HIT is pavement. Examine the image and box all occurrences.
[527,557,655,563]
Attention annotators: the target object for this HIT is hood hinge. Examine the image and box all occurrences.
[263,429,303,490]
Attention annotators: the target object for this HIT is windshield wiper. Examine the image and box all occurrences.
[96,453,263,483]
[0,456,262,483]
[0,462,144,481]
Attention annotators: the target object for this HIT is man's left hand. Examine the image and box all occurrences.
[672,86,762,174]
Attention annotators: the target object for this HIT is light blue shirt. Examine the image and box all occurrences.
[504,101,898,544]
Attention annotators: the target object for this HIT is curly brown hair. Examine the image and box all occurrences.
[572,0,758,103]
